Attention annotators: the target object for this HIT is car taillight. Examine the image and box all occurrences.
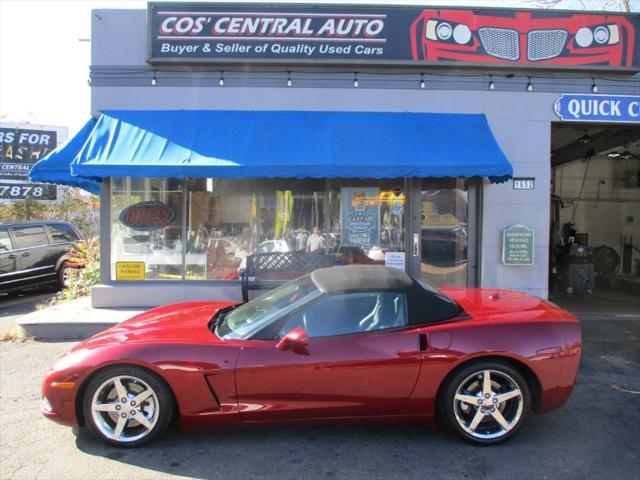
[575,24,619,47]
[426,19,472,45]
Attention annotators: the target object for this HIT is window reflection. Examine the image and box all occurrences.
[111,177,406,281]
[421,179,468,288]
[111,178,184,280]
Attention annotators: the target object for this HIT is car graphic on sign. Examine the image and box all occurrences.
[410,10,637,68]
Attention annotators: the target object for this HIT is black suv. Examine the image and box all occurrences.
[0,221,83,294]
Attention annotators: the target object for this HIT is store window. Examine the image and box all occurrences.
[110,177,406,282]
[420,179,469,288]
[111,178,184,280]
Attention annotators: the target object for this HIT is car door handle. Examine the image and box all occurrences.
[417,333,428,351]
[21,252,31,257]
[8,254,17,259]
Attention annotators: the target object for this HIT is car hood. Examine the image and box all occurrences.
[74,301,241,350]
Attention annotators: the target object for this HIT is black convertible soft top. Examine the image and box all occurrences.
[311,265,412,294]
[310,265,463,324]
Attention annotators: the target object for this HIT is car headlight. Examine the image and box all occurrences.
[436,22,453,40]
[453,24,472,44]
[575,27,593,47]
[426,19,472,45]
[593,26,609,44]
[575,24,619,47]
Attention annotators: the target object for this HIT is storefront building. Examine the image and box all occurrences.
[31,3,640,307]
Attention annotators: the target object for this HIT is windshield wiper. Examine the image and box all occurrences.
[215,310,227,328]
[209,310,227,332]
[211,305,240,333]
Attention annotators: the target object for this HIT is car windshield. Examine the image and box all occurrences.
[216,274,319,340]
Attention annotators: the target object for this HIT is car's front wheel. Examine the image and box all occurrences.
[58,263,73,289]
[82,365,174,447]
[439,361,530,445]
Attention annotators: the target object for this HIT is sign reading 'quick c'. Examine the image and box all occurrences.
[554,94,640,123]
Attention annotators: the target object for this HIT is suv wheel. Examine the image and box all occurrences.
[58,263,73,289]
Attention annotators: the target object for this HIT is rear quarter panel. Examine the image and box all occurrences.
[403,289,580,417]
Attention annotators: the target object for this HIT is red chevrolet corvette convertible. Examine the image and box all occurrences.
[41,265,581,447]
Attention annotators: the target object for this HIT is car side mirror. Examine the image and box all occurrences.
[276,327,309,351]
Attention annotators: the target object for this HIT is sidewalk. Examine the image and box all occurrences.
[16,296,146,341]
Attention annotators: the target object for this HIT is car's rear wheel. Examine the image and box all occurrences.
[82,366,174,447]
[439,360,530,445]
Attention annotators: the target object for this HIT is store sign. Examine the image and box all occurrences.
[502,225,534,266]
[554,94,640,123]
[341,187,380,247]
[119,201,175,231]
[0,127,58,201]
[0,127,56,180]
[148,3,639,70]
[115,262,146,281]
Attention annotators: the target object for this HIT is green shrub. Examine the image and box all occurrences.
[39,237,100,308]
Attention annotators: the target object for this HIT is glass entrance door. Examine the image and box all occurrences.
[408,178,478,288]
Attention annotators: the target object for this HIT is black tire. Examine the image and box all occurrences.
[437,360,530,445]
[82,365,174,447]
[58,263,72,289]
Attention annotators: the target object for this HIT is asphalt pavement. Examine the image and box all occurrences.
[0,291,56,337]
[1,312,639,480]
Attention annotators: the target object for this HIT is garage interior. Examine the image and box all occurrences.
[550,123,640,296]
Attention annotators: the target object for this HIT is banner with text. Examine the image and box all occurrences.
[0,128,56,181]
[0,127,58,201]
[148,3,640,70]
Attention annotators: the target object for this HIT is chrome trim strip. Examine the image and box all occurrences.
[0,265,54,278]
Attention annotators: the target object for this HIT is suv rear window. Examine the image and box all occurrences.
[0,228,13,251]
[12,225,49,249]
[49,223,79,243]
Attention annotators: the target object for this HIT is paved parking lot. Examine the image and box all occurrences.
[0,291,56,336]
[1,315,638,480]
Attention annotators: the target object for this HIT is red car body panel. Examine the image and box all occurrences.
[235,328,422,422]
[410,10,636,68]
[41,289,580,432]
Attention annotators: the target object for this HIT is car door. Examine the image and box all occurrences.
[0,227,20,291]
[10,224,57,285]
[235,292,422,421]
[46,222,81,266]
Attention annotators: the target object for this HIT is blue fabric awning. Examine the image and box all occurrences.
[35,110,513,186]
[29,118,101,194]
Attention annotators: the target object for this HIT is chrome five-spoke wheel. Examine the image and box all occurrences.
[83,366,173,447]
[91,375,159,443]
[440,361,530,444]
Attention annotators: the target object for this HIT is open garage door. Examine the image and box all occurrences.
[550,123,640,296]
